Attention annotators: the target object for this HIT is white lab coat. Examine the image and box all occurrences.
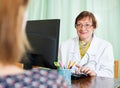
[58,35,114,78]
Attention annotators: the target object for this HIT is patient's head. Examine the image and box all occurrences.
[0,0,30,65]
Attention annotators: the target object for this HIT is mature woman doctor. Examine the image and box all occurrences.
[58,11,114,78]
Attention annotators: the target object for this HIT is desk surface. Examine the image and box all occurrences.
[71,76,120,88]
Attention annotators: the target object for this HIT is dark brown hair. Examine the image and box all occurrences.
[75,11,97,29]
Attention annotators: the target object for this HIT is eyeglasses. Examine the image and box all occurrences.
[76,23,93,29]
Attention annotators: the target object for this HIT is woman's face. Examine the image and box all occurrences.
[76,17,95,41]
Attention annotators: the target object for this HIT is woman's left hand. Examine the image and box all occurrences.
[75,64,97,76]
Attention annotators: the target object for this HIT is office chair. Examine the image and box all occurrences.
[114,60,119,78]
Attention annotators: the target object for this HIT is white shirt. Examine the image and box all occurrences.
[58,35,114,78]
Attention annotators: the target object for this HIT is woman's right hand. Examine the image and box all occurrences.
[75,64,97,76]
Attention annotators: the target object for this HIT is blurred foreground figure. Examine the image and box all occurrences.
[0,0,67,87]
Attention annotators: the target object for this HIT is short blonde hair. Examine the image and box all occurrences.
[0,0,31,65]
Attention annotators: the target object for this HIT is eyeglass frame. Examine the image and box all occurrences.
[75,23,93,29]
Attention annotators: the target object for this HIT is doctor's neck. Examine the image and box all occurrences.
[79,35,93,45]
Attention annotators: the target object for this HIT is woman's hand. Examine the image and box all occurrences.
[75,64,97,76]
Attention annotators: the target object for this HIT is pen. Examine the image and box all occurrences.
[70,61,76,69]
[59,61,63,69]
[68,61,71,69]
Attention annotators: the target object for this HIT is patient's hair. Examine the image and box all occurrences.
[0,0,31,65]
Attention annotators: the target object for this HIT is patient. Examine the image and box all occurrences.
[0,0,67,87]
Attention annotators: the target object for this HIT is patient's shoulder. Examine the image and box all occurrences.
[0,69,67,88]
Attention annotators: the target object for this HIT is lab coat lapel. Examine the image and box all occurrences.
[79,53,89,66]
[68,35,98,67]
[87,35,97,55]
[80,35,97,66]
[68,37,81,62]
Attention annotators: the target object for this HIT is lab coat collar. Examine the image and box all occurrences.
[70,35,97,55]
[87,35,98,55]
[80,35,98,66]
[68,35,98,61]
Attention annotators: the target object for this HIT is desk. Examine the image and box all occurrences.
[71,77,120,88]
